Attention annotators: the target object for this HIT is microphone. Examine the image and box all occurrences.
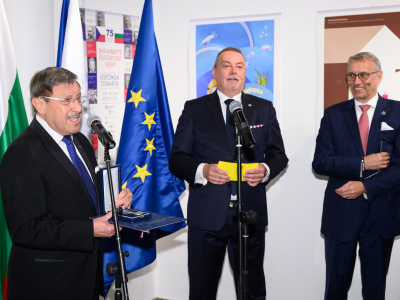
[229,101,256,148]
[87,115,116,149]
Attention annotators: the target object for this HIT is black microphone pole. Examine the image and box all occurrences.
[104,146,129,300]
[236,134,245,300]
[234,119,257,300]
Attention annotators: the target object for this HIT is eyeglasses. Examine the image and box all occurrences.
[39,96,87,105]
[346,71,379,81]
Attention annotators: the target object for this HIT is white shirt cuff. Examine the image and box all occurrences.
[195,163,208,185]
[260,163,270,183]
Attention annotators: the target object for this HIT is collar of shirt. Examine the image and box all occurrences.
[35,115,92,176]
[354,93,378,128]
[36,114,66,145]
[217,89,242,123]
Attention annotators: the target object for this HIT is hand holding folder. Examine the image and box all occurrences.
[217,161,259,181]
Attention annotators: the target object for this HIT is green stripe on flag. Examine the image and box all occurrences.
[0,73,28,158]
[0,72,28,300]
[115,33,124,39]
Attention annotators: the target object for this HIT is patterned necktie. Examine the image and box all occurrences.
[358,105,371,155]
[224,99,237,196]
[62,136,99,214]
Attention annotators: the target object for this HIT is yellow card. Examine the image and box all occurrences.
[218,161,259,181]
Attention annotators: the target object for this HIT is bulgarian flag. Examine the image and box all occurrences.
[115,33,124,43]
[0,1,29,299]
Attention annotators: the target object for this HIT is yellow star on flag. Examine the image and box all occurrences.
[144,138,156,155]
[133,164,152,183]
[142,112,156,130]
[122,181,127,189]
[127,89,146,108]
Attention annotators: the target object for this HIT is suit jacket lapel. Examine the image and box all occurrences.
[30,117,96,213]
[207,91,233,154]
[367,96,387,155]
[74,136,101,211]
[343,100,364,156]
[241,93,253,122]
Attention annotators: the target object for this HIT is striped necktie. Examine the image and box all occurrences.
[62,136,99,214]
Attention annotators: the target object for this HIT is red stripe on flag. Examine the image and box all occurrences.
[3,275,7,300]
[97,35,105,43]
[115,38,124,44]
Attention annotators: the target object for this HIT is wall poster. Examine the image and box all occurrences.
[324,12,400,109]
[191,15,280,106]
[80,8,140,163]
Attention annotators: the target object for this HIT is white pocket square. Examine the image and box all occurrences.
[381,122,394,131]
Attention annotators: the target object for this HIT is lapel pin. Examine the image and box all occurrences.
[381,111,386,115]
[248,104,252,107]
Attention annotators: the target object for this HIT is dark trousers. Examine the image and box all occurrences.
[93,247,102,300]
[188,207,266,300]
[324,203,394,300]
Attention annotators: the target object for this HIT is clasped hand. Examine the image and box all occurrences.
[335,152,390,199]
[364,152,390,170]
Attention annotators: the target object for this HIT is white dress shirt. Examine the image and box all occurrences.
[36,115,93,179]
[194,90,270,193]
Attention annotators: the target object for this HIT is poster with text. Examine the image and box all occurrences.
[81,9,139,163]
[324,12,400,109]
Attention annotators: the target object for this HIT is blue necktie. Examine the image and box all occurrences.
[62,136,99,214]
[224,99,237,196]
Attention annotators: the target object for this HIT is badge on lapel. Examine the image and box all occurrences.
[250,124,264,129]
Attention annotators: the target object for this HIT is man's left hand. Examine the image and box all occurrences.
[243,164,267,187]
[335,181,366,199]
[115,188,133,209]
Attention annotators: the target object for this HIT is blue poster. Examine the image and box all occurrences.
[196,20,274,102]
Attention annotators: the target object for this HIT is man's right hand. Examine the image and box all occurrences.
[93,211,116,238]
[203,164,230,185]
[364,152,390,170]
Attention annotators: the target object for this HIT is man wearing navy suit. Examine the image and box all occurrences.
[313,52,400,300]
[169,47,288,299]
[0,67,132,299]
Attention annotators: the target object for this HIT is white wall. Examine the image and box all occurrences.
[4,0,400,299]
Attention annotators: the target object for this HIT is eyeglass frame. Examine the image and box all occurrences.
[38,96,87,105]
[345,71,380,82]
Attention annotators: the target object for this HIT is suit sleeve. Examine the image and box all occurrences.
[312,109,363,180]
[362,124,400,200]
[1,142,95,252]
[263,103,288,182]
[169,101,200,185]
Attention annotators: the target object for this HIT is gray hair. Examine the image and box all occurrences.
[30,67,79,100]
[30,67,79,113]
[213,46,245,68]
[347,52,381,72]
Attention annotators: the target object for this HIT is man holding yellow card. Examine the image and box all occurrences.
[169,47,288,300]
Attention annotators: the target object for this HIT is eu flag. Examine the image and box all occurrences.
[102,0,186,295]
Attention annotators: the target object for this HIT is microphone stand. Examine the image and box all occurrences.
[104,147,129,300]
[236,134,257,300]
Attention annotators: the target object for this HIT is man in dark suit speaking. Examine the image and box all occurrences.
[0,67,132,300]
[169,47,288,299]
[313,52,400,300]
